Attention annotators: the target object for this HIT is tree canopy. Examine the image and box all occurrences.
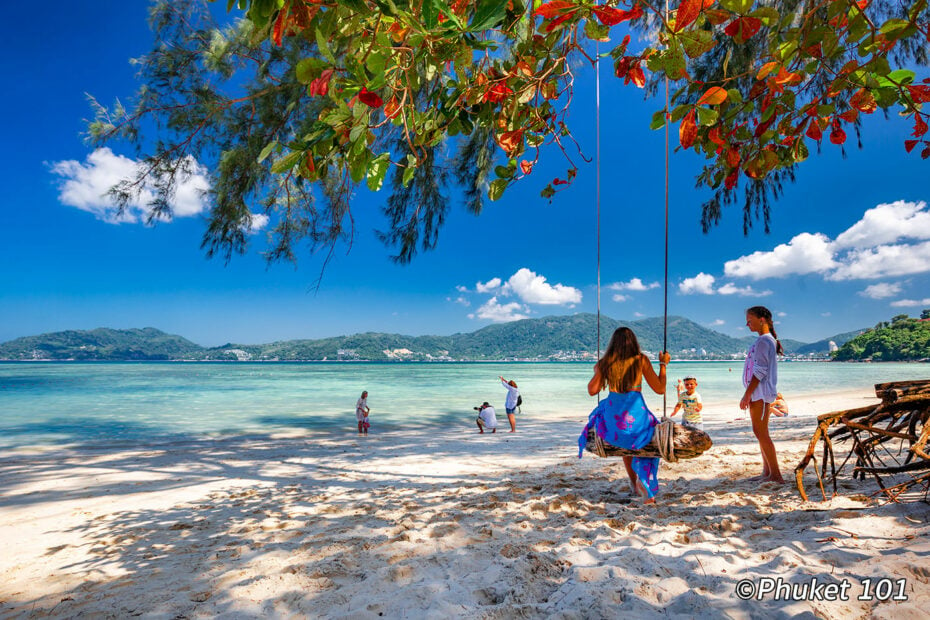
[833,311,930,360]
[89,0,930,266]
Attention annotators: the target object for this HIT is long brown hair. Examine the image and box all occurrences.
[747,305,785,355]
[595,327,643,392]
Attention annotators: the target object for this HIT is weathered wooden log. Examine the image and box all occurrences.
[797,389,930,502]
[875,379,930,403]
[585,424,712,460]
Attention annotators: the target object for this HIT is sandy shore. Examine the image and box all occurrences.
[1,388,928,618]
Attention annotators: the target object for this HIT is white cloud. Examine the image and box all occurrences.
[634,312,645,317]
[828,241,930,281]
[475,278,502,293]
[469,297,529,322]
[821,312,832,317]
[609,278,659,292]
[504,268,581,305]
[246,213,269,233]
[724,233,836,280]
[834,201,930,249]
[860,282,903,299]
[51,147,210,224]
[710,319,726,326]
[453,296,470,307]
[890,298,930,307]
[776,311,787,317]
[717,283,772,297]
[612,294,629,302]
[679,273,716,295]
[456,285,468,293]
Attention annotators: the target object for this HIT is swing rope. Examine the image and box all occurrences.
[593,1,676,454]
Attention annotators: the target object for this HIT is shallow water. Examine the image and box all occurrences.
[0,361,924,448]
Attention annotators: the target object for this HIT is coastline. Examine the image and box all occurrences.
[1,388,927,618]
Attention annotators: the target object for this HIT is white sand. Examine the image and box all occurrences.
[1,388,928,618]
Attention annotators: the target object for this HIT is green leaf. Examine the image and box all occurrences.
[887,69,916,85]
[726,88,743,103]
[750,6,780,25]
[271,150,302,174]
[422,0,440,29]
[366,153,390,191]
[678,30,716,59]
[296,57,324,84]
[315,28,337,64]
[258,140,279,163]
[470,0,509,31]
[349,149,370,184]
[584,19,610,42]
[650,110,667,130]
[402,154,417,187]
[489,178,508,201]
[697,107,718,126]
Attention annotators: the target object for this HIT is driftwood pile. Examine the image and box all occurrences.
[795,379,930,502]
[585,423,712,460]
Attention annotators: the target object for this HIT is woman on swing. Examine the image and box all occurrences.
[584,327,670,504]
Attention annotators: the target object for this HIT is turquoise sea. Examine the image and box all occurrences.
[0,361,925,449]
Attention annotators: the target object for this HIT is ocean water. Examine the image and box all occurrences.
[0,361,925,449]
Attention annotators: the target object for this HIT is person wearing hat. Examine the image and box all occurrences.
[672,375,704,431]
[476,402,498,434]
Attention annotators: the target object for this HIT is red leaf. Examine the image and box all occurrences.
[535,1,576,18]
[309,68,334,97]
[553,178,569,185]
[520,160,534,174]
[545,12,575,31]
[909,85,930,104]
[922,146,930,160]
[496,129,524,156]
[384,96,401,119]
[915,115,929,138]
[850,88,878,113]
[839,109,858,123]
[856,0,869,7]
[483,83,513,103]
[723,17,762,42]
[675,0,704,32]
[679,109,697,149]
[904,139,919,153]
[724,169,738,190]
[805,119,822,141]
[708,126,726,146]
[272,8,287,46]
[725,147,740,168]
[358,87,383,108]
[697,86,728,105]
[830,120,846,145]
[593,4,643,26]
[628,65,645,88]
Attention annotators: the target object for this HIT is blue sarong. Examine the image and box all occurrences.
[578,391,660,498]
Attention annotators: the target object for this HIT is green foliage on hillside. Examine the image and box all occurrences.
[833,314,930,361]
[0,328,203,361]
[0,315,865,361]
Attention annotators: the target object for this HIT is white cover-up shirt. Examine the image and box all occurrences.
[501,380,520,409]
[743,334,778,403]
[479,406,498,429]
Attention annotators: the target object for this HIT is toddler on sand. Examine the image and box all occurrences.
[672,376,704,431]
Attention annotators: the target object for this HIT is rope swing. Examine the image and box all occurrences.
[589,1,710,463]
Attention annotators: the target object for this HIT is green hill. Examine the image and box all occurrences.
[833,316,930,361]
[0,327,203,361]
[0,315,881,361]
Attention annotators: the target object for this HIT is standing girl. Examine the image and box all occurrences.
[740,306,784,483]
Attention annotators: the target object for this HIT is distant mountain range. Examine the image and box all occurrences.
[0,315,864,361]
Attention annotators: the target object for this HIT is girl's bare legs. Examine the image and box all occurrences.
[507,413,516,432]
[750,400,784,483]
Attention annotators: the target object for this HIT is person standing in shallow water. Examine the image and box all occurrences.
[356,391,370,435]
[499,376,520,432]
[740,306,785,483]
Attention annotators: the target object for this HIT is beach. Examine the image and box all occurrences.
[1,387,928,618]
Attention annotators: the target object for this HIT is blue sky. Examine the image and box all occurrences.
[1,3,928,347]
